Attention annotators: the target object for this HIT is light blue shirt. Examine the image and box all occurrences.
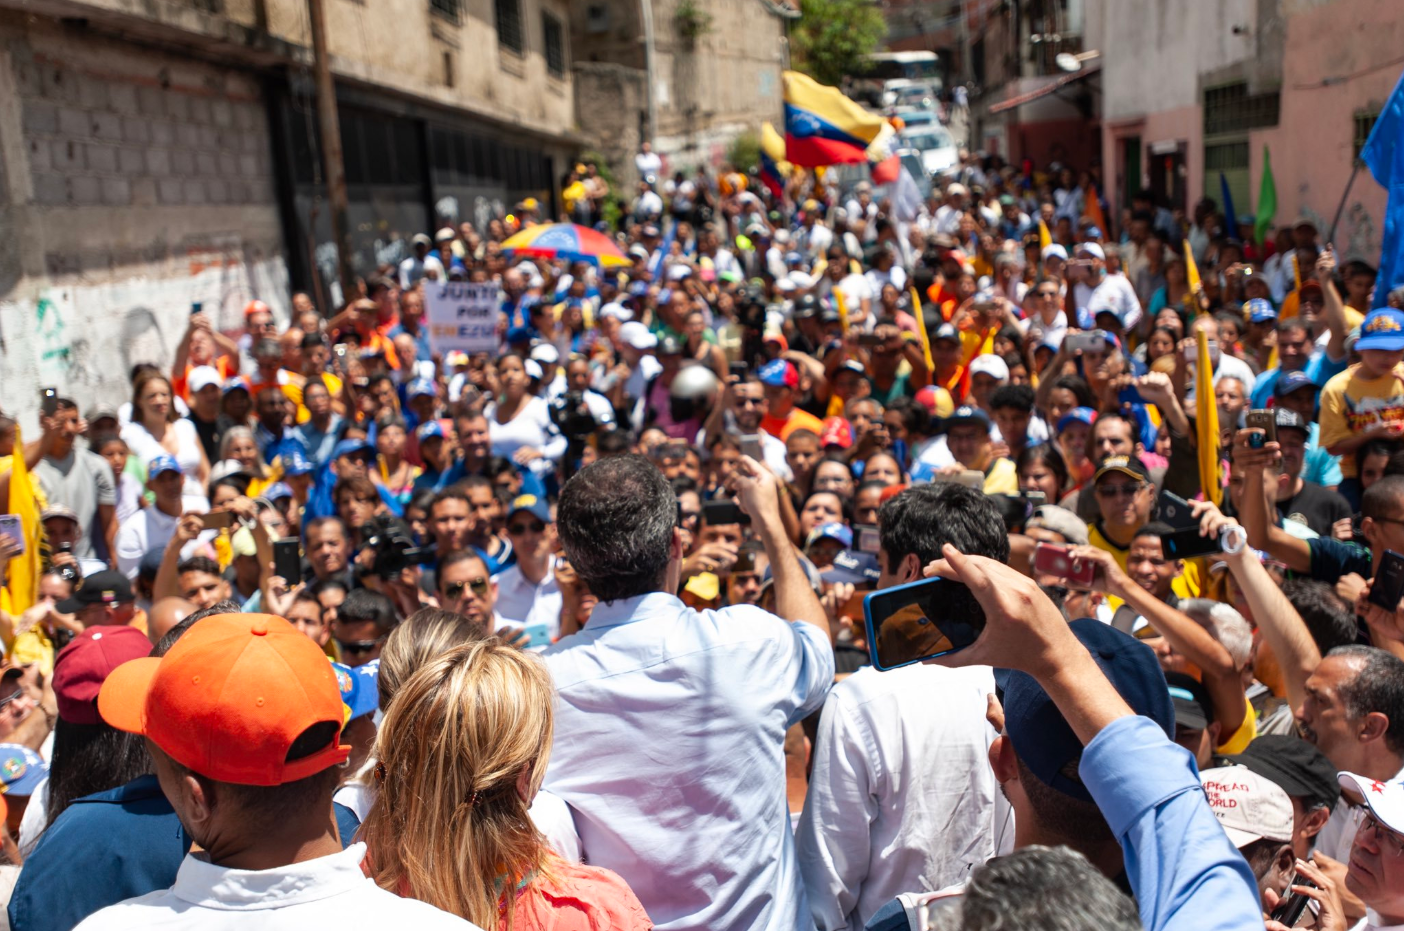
[542,592,834,931]
[1080,715,1262,931]
[1304,422,1343,487]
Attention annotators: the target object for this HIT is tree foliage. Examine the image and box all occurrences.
[727,132,762,173]
[790,0,887,89]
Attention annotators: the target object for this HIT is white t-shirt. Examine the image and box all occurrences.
[120,419,208,512]
[1074,274,1142,332]
[635,150,663,178]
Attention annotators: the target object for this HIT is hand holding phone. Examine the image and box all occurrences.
[0,515,25,557]
[199,510,234,531]
[738,434,764,463]
[1033,542,1096,588]
[1245,409,1276,450]
[1368,550,1404,612]
[864,575,985,669]
[272,538,302,582]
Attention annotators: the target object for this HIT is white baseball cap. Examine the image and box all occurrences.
[530,343,560,366]
[947,182,968,197]
[1200,764,1294,848]
[188,366,222,394]
[1041,243,1068,262]
[599,302,633,322]
[619,321,657,351]
[967,354,1010,382]
[1339,771,1404,835]
[1075,242,1106,260]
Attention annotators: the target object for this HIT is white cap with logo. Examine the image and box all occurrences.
[1199,764,1294,848]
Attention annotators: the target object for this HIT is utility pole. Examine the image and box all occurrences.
[307,0,357,309]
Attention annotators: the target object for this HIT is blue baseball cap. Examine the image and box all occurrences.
[506,494,552,524]
[1275,370,1318,397]
[806,522,853,550]
[221,376,251,395]
[1356,308,1404,351]
[946,405,991,429]
[505,326,534,345]
[416,421,447,442]
[407,378,437,399]
[330,659,379,721]
[821,549,880,585]
[1245,298,1278,324]
[1056,407,1098,434]
[261,481,293,502]
[147,454,182,478]
[0,743,48,797]
[332,438,373,462]
[283,450,315,476]
[1002,619,1173,803]
[758,358,799,389]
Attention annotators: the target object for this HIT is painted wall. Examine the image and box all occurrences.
[1101,105,1201,217]
[1248,0,1401,262]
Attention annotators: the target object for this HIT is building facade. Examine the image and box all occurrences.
[0,0,578,426]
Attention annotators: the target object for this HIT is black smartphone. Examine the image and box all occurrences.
[1155,490,1198,530]
[857,333,884,348]
[729,361,749,380]
[1268,872,1317,926]
[190,301,203,316]
[863,575,985,670]
[1160,526,1223,559]
[1245,409,1276,449]
[1369,550,1404,612]
[702,500,749,526]
[40,388,58,418]
[272,538,302,582]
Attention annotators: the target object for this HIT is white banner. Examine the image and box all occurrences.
[425,282,499,356]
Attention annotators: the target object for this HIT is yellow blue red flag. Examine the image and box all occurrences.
[783,70,886,167]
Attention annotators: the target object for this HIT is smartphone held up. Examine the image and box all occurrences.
[863,575,986,670]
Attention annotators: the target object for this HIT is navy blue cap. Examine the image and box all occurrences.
[1274,370,1318,397]
[821,549,881,585]
[283,449,315,476]
[1002,618,1173,803]
[505,326,534,345]
[946,405,991,429]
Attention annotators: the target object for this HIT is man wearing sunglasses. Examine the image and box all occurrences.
[493,495,560,650]
[330,589,395,667]
[1087,454,1157,575]
[1338,771,1404,930]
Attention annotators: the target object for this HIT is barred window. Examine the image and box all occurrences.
[430,0,460,25]
[543,12,566,78]
[496,0,524,54]
[1203,83,1280,135]
[1354,111,1380,160]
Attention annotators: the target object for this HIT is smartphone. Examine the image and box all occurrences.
[199,510,234,531]
[1021,490,1047,509]
[190,302,203,316]
[732,547,756,575]
[702,500,748,526]
[272,538,301,582]
[1161,526,1223,559]
[40,388,58,418]
[1268,872,1317,926]
[739,433,764,463]
[1155,491,1198,530]
[863,575,985,670]
[1369,550,1404,612]
[729,361,749,380]
[1066,331,1105,354]
[856,524,881,554]
[947,469,985,490]
[522,622,551,649]
[1033,542,1096,587]
[1183,339,1218,361]
[1245,409,1276,449]
[857,333,884,348]
[658,439,688,461]
[0,515,25,556]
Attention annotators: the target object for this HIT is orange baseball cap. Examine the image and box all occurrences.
[243,299,271,318]
[98,613,349,787]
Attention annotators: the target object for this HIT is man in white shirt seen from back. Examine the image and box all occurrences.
[492,495,562,649]
[544,454,834,931]
[796,482,1010,931]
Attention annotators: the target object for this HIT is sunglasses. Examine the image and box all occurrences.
[445,578,490,600]
[1036,290,1059,299]
[335,636,386,656]
[1095,482,1147,499]
[507,521,546,536]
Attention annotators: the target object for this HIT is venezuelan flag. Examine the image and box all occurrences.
[759,122,788,199]
[783,70,886,167]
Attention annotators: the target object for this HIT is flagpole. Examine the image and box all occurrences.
[1327,160,1364,244]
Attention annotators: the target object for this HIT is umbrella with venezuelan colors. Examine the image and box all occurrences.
[501,223,630,267]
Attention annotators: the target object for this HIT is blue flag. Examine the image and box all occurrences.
[1219,172,1240,240]
[1363,67,1404,308]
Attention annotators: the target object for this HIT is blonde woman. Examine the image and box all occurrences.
[360,640,650,931]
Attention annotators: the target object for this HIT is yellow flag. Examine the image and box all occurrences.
[834,287,850,332]
[910,287,934,370]
[1195,330,1222,507]
[1183,240,1203,317]
[1037,219,1052,252]
[760,122,791,175]
[1,426,42,619]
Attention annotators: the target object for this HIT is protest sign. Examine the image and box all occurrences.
[426,282,498,355]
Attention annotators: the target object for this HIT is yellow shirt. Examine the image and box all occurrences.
[1087,522,1204,599]
[9,628,54,677]
[1318,361,1404,478]
[1216,697,1259,754]
[982,457,1019,495]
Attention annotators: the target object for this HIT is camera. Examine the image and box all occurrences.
[549,391,599,440]
[360,515,431,578]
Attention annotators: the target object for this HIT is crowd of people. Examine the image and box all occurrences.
[0,142,1401,931]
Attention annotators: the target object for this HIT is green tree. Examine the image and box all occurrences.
[790,0,886,88]
[727,132,761,173]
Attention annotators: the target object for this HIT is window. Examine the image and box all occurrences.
[1203,82,1280,135]
[430,0,460,24]
[496,0,524,54]
[543,12,566,78]
[1355,110,1380,160]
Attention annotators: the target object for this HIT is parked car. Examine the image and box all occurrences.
[899,124,959,178]
[881,79,941,110]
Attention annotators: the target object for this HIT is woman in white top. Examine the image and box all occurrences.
[119,371,210,512]
[485,353,566,479]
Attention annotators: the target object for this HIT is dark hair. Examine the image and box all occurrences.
[211,475,251,499]
[558,455,675,604]
[337,589,397,635]
[312,577,349,600]
[1362,475,1404,522]
[597,430,632,456]
[878,483,1009,575]
[1016,756,1112,846]
[305,516,347,541]
[1329,645,1404,754]
[1016,444,1069,495]
[1049,375,1097,410]
[1280,579,1359,656]
[437,549,490,587]
[177,555,222,578]
[991,384,1036,414]
[960,845,1140,931]
[155,600,242,656]
[91,431,124,453]
[1132,520,1175,543]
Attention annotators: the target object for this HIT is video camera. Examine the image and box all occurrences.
[360,515,433,578]
[549,391,599,440]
